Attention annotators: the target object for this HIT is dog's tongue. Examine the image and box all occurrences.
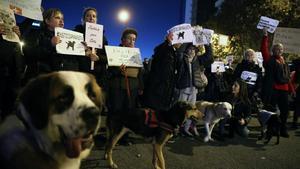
[65,138,82,158]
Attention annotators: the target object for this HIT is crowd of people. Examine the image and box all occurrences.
[0,7,300,145]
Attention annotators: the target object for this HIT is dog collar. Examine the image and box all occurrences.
[17,103,54,157]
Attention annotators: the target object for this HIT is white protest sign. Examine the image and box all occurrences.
[0,0,43,21]
[192,26,204,45]
[105,46,143,67]
[218,34,229,46]
[167,23,193,45]
[0,7,20,43]
[226,55,234,65]
[241,71,257,85]
[257,16,279,33]
[85,22,103,49]
[273,27,300,54]
[192,26,214,45]
[211,61,225,73]
[55,27,85,56]
[202,29,214,44]
[255,52,264,72]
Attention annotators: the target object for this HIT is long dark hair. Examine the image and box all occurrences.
[234,78,250,104]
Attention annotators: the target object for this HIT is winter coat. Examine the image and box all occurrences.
[0,38,23,85]
[0,37,24,117]
[106,44,144,112]
[143,40,179,111]
[260,35,291,105]
[229,97,251,125]
[24,26,79,74]
[176,44,213,89]
[234,60,262,97]
[74,24,109,88]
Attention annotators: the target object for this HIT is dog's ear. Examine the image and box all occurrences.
[88,74,104,110]
[19,74,53,129]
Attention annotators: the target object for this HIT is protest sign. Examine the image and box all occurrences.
[257,16,279,33]
[0,7,20,43]
[218,34,228,46]
[226,55,234,65]
[241,71,258,85]
[211,61,225,73]
[192,26,214,45]
[167,23,193,45]
[85,22,103,49]
[105,46,142,67]
[0,0,43,21]
[273,27,300,54]
[55,27,85,56]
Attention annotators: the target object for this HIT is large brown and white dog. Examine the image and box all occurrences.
[0,71,104,169]
[195,101,232,142]
[105,102,200,169]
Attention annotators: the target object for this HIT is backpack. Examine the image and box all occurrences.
[194,68,208,89]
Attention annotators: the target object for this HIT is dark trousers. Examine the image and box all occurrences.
[270,90,289,131]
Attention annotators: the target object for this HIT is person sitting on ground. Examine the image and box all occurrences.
[227,79,251,138]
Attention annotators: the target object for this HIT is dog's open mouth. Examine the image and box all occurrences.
[59,128,94,158]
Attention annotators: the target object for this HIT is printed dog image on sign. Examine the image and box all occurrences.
[211,61,225,73]
[241,71,257,85]
[167,23,193,45]
[55,27,85,56]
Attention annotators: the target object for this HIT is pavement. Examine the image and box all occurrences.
[80,114,300,169]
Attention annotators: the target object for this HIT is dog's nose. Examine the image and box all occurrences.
[81,107,101,128]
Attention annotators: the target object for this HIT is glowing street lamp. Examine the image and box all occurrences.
[118,9,130,24]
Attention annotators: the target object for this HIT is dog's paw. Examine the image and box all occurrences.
[109,163,118,169]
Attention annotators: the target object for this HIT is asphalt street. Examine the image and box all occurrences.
[80,115,300,169]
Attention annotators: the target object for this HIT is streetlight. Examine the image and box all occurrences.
[117,9,130,24]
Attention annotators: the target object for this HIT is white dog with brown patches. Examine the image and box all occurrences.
[0,71,104,169]
[195,101,232,142]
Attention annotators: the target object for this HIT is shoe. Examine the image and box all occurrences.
[280,131,289,138]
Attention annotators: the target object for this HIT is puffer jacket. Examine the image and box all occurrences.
[176,44,213,89]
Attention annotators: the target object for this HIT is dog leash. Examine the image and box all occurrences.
[124,68,131,99]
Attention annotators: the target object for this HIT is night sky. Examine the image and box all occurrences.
[39,0,183,59]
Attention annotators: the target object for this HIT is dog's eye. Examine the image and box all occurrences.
[88,91,96,101]
[86,82,97,101]
[58,95,70,104]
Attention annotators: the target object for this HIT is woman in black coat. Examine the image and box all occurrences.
[228,79,252,138]
[74,7,108,90]
[143,37,182,111]
[41,8,80,72]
